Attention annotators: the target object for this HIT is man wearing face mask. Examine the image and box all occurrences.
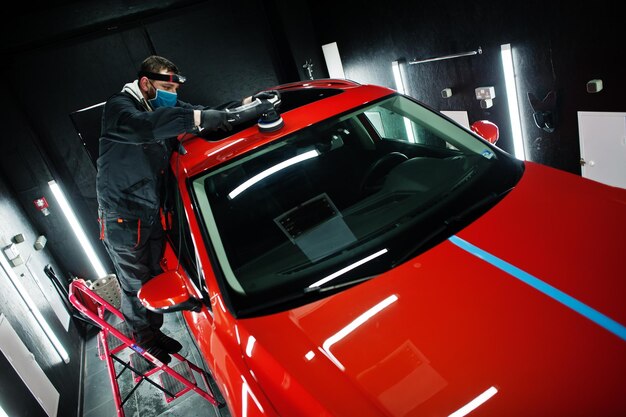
[96,55,252,364]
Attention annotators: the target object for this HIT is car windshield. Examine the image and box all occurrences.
[191,94,524,317]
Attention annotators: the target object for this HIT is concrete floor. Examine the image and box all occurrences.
[82,311,228,417]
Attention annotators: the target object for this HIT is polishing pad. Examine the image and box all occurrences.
[258,108,284,132]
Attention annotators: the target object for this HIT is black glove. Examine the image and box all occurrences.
[200,110,232,132]
[252,90,281,108]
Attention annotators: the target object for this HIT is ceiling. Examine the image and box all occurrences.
[3,0,205,54]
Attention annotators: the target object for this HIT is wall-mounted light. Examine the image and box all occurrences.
[0,253,69,363]
[48,180,107,278]
[500,43,526,160]
[322,42,346,79]
[391,60,416,142]
[391,60,406,94]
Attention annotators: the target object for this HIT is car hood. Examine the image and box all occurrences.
[238,162,626,416]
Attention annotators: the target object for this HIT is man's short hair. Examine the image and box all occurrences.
[140,55,180,75]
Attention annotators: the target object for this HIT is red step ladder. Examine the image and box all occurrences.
[69,278,222,416]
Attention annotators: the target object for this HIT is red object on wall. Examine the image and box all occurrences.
[33,197,50,216]
[471,119,500,144]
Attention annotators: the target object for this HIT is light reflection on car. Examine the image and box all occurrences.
[191,94,523,316]
[139,80,626,417]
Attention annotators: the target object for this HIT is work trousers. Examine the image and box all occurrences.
[99,209,164,343]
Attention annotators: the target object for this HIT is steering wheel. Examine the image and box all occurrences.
[359,152,409,194]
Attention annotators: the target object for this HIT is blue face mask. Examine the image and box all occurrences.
[149,88,177,108]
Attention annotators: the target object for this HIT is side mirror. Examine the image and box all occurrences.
[138,270,202,313]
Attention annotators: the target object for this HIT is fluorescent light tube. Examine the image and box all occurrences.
[501,44,526,160]
[48,180,107,278]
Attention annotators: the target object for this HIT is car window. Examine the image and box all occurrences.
[364,106,448,148]
[191,94,524,317]
[363,96,475,151]
[166,182,208,301]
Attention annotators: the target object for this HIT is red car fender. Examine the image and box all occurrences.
[181,300,280,417]
[165,181,279,416]
[160,239,276,416]
[235,323,336,417]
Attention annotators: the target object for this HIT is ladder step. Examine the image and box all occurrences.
[106,321,130,351]
[159,361,196,401]
[97,321,129,358]
[129,352,156,380]
[70,280,220,411]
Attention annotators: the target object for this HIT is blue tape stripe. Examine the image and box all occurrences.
[448,235,626,342]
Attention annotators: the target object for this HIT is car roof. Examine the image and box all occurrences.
[176,80,397,177]
[195,79,364,142]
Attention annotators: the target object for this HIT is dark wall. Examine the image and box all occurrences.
[0,1,318,416]
[2,1,621,283]
[308,0,623,174]
[1,0,297,282]
[0,1,622,414]
[0,172,85,417]
[269,0,330,81]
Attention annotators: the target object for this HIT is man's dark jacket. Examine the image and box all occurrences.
[96,82,201,219]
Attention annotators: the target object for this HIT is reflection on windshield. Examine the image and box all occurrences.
[192,94,524,316]
[307,248,388,289]
[228,149,320,199]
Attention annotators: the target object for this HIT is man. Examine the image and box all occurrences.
[96,55,247,363]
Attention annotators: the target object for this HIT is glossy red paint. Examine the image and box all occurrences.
[234,161,626,416]
[137,270,189,310]
[142,80,626,416]
[164,159,280,416]
[177,83,391,178]
[270,78,363,91]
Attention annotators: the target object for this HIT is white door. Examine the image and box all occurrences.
[577,111,626,189]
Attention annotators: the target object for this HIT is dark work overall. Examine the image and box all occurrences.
[96,86,202,344]
[99,209,164,343]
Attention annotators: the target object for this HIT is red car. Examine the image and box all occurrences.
[139,79,626,416]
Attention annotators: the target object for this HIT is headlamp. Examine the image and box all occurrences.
[138,71,187,84]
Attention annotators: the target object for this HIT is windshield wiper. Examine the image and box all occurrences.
[391,192,501,267]
[238,275,376,316]
[237,289,312,317]
[444,191,499,225]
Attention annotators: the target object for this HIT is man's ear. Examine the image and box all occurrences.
[139,76,151,93]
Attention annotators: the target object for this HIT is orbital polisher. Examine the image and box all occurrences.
[225,93,284,133]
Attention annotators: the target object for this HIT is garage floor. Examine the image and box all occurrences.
[81,311,228,417]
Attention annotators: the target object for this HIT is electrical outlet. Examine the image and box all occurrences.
[3,244,23,267]
[475,86,496,100]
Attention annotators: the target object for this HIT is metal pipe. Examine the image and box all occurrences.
[409,46,482,65]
